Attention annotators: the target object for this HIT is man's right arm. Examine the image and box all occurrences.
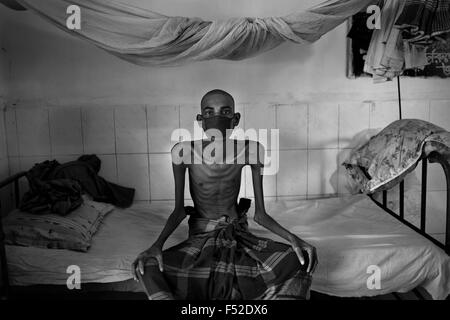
[153,159,187,248]
[132,144,187,279]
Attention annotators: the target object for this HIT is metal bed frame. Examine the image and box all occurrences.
[0,151,449,299]
[369,151,450,256]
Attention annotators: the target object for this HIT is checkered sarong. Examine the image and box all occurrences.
[138,209,312,300]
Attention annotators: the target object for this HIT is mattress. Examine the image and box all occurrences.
[5,195,450,299]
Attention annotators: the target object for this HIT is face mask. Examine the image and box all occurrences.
[203,115,234,139]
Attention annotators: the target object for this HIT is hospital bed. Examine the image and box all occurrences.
[0,150,449,300]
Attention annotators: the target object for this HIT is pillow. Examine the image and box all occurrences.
[3,198,114,252]
[342,119,448,194]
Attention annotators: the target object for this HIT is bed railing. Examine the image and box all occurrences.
[0,171,27,298]
[370,151,450,255]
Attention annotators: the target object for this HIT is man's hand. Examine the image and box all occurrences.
[289,235,318,274]
[132,244,164,281]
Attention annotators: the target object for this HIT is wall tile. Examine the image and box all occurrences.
[244,104,276,131]
[82,106,115,154]
[425,191,446,234]
[338,102,370,149]
[97,154,117,183]
[277,150,307,196]
[52,154,80,164]
[149,153,174,200]
[117,154,149,200]
[244,103,276,150]
[430,100,450,131]
[277,104,308,150]
[147,105,179,153]
[402,100,430,121]
[18,156,49,197]
[115,105,147,153]
[244,165,276,198]
[308,149,339,196]
[309,102,339,149]
[370,101,400,130]
[16,108,51,156]
[19,156,49,172]
[49,107,83,155]
[427,162,446,191]
[179,105,204,140]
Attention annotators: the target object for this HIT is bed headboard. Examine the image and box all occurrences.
[369,150,450,255]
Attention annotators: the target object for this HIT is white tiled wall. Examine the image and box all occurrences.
[338,102,371,149]
[114,105,148,154]
[276,104,307,150]
[3,99,450,203]
[82,106,115,154]
[49,107,83,155]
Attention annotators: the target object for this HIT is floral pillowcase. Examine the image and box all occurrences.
[342,119,449,194]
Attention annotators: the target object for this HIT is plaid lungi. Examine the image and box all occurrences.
[137,205,312,300]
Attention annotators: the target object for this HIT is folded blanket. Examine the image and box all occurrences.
[343,119,450,193]
[4,197,114,252]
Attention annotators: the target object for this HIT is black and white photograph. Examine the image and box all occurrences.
[0,0,449,309]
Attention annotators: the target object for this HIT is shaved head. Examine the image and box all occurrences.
[201,89,235,111]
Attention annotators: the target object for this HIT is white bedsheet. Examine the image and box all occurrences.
[6,195,450,299]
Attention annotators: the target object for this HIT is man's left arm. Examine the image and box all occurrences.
[250,142,318,274]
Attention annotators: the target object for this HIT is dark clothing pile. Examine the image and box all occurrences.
[20,155,135,215]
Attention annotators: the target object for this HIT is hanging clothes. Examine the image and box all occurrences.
[364,0,430,82]
[395,0,450,45]
[347,11,375,76]
[364,0,407,82]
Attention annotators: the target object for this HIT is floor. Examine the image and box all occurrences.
[7,289,441,300]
